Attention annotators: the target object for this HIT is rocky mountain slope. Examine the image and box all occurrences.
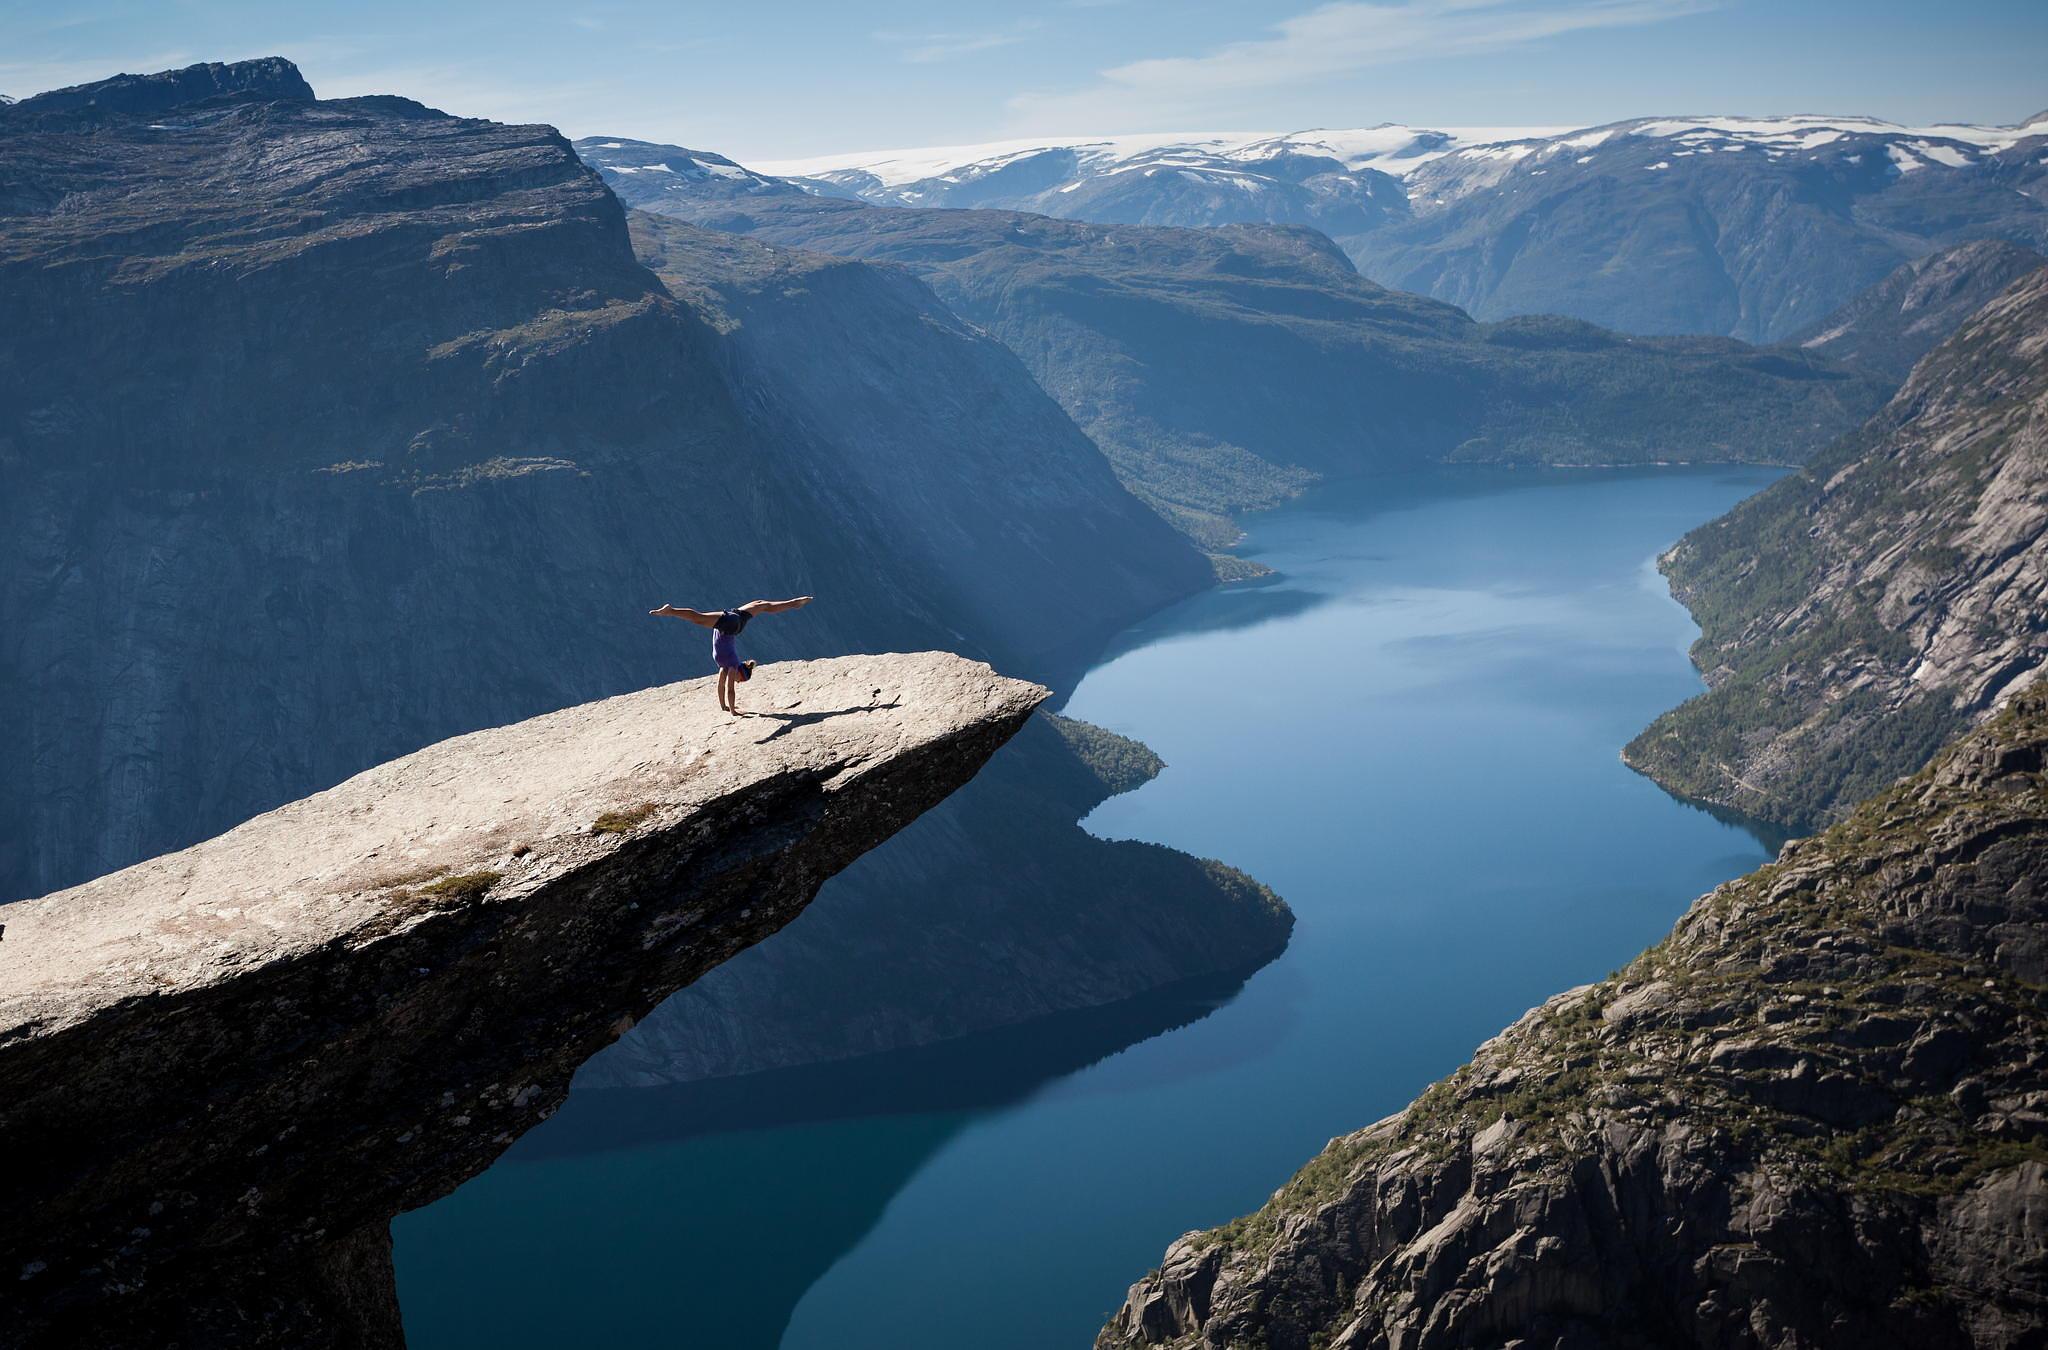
[1626,266,2048,831]
[0,61,1285,1086]
[1356,114,2048,343]
[574,135,804,210]
[1104,688,2048,1350]
[0,654,1041,1349]
[612,173,1884,545]
[737,114,2048,342]
[1791,239,2046,384]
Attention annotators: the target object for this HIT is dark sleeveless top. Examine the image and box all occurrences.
[713,609,750,635]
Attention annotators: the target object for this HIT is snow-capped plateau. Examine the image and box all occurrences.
[572,137,797,204]
[583,110,2048,343]
[752,124,1571,189]
[749,112,2048,213]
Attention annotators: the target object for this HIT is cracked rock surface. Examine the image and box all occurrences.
[1104,692,2048,1350]
[1626,264,2048,830]
[1,652,1043,1349]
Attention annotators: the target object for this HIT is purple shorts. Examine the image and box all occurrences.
[712,631,748,676]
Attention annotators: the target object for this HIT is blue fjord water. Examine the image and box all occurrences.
[395,466,1785,1348]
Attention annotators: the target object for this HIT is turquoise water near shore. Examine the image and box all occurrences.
[396,466,1784,1348]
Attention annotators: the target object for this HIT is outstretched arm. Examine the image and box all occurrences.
[649,604,720,627]
[737,596,814,617]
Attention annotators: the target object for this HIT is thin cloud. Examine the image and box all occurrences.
[880,20,1041,65]
[1010,0,1712,126]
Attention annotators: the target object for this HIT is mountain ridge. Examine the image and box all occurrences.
[602,166,1887,545]
[1623,263,2048,831]
[659,110,2048,342]
[1788,238,2047,383]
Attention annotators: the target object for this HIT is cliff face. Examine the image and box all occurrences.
[1104,691,2048,1350]
[557,220,1292,1084]
[1626,266,2048,831]
[625,211,1207,661]
[0,653,1044,1349]
[1790,240,2046,385]
[0,60,1203,899]
[0,58,1292,1112]
[608,169,1884,546]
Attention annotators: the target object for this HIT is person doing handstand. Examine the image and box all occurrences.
[648,596,814,715]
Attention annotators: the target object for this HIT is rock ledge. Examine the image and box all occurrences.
[1,652,1043,1348]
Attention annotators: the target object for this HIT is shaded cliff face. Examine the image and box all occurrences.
[0,61,1204,901]
[1790,240,2046,385]
[1104,691,2048,1350]
[626,212,1207,665]
[0,653,1045,1349]
[542,212,1294,1084]
[609,169,1884,546]
[1626,266,2048,831]
[0,57,314,122]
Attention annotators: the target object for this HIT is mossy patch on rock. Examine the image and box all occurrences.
[1105,692,2048,1350]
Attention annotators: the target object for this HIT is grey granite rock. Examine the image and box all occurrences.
[1103,693,2048,1350]
[0,55,1283,1131]
[1790,239,2046,384]
[1626,265,2048,829]
[0,653,1043,1348]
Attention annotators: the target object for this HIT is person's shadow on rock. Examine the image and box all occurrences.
[750,698,903,741]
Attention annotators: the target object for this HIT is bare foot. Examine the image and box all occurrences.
[649,604,674,616]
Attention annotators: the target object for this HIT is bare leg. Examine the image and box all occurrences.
[736,596,814,617]
[650,605,720,627]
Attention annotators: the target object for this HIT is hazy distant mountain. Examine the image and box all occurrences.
[594,149,1885,546]
[573,136,803,206]
[1364,114,2048,343]
[751,114,2048,342]
[751,124,1562,215]
[1788,238,2046,383]
[754,127,1489,241]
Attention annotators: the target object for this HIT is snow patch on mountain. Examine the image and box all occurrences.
[754,113,2041,196]
[753,125,1569,186]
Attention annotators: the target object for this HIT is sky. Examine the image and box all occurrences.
[2,0,2044,161]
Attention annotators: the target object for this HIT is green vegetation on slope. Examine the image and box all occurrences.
[1624,266,2048,831]
[1106,691,2048,1349]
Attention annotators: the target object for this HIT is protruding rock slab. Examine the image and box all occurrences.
[0,652,1044,1348]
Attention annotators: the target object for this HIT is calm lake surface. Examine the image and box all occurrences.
[396,466,1785,1348]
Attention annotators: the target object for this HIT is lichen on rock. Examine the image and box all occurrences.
[1104,691,2048,1350]
[0,652,1044,1349]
